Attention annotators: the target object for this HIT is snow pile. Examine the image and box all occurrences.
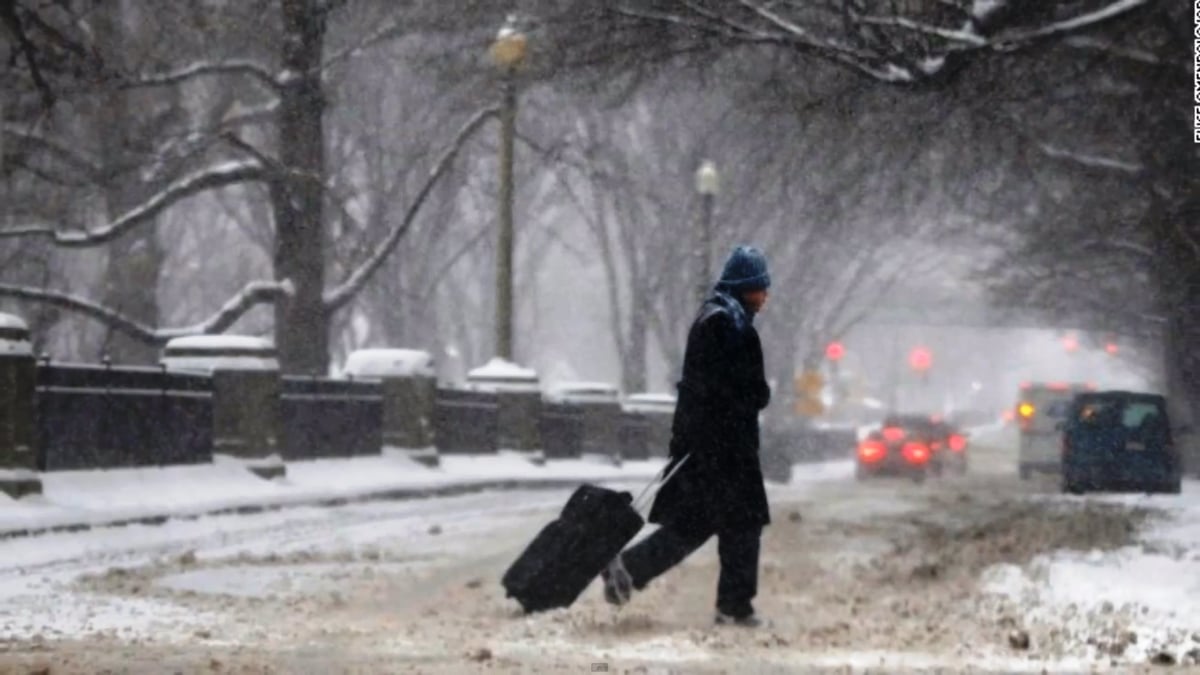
[980,482,1200,664]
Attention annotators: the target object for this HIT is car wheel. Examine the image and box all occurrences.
[855,464,867,481]
[912,470,927,485]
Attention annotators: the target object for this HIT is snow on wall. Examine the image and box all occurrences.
[0,313,31,357]
[160,334,278,373]
[545,380,621,403]
[0,339,32,357]
[163,335,275,351]
[466,357,539,392]
[343,348,434,378]
[0,313,29,331]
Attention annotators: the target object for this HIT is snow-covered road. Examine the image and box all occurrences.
[2,438,1199,673]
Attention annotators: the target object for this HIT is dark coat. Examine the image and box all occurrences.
[648,290,771,533]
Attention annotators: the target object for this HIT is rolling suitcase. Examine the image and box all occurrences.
[500,456,688,613]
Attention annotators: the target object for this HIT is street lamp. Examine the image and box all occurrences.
[490,15,527,361]
[695,160,719,301]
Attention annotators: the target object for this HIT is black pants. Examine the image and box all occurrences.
[619,523,762,618]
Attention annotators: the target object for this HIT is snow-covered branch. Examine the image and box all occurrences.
[0,280,293,345]
[120,60,280,93]
[321,16,406,72]
[853,14,987,46]
[1037,142,1143,174]
[0,162,266,247]
[991,0,1149,44]
[1075,238,1155,260]
[614,0,1149,85]
[323,106,498,311]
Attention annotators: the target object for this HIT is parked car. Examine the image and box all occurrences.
[855,414,936,483]
[1060,390,1182,495]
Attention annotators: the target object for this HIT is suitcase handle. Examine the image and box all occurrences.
[631,453,690,515]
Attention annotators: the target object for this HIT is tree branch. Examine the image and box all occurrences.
[323,106,497,311]
[0,280,293,345]
[120,60,280,93]
[0,161,267,246]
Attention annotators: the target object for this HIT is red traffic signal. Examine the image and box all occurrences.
[825,341,845,362]
[909,346,933,372]
[1062,334,1079,353]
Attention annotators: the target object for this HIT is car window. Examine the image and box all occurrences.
[1122,402,1164,430]
[1078,400,1121,426]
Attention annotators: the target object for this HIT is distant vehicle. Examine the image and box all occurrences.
[855,414,936,483]
[1015,382,1094,480]
[1061,391,1182,495]
[928,417,970,476]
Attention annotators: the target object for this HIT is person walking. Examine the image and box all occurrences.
[602,244,773,627]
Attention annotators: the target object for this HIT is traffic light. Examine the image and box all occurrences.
[825,341,845,362]
[794,371,825,417]
[908,346,933,373]
[1062,333,1079,353]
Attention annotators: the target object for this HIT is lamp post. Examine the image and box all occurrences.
[489,16,527,361]
[695,160,719,302]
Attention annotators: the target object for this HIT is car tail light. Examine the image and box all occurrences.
[948,434,967,452]
[902,442,930,464]
[882,426,906,443]
[1017,402,1035,431]
[858,441,886,463]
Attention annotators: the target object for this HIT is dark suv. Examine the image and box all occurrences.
[1061,391,1182,494]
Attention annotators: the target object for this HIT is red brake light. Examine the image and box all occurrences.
[902,442,930,464]
[948,434,967,452]
[857,441,886,463]
[882,426,906,443]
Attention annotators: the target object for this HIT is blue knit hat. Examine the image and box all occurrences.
[716,245,771,292]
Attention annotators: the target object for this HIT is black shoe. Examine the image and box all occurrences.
[600,556,633,606]
[714,611,770,628]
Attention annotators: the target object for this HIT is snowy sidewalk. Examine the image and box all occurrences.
[0,451,668,538]
[980,481,1200,665]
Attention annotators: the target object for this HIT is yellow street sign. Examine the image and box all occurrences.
[794,398,825,417]
[795,371,824,396]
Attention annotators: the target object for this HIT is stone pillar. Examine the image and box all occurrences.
[381,375,438,467]
[0,314,41,497]
[212,370,284,479]
[618,411,651,461]
[162,336,284,480]
[496,390,543,463]
[580,401,623,467]
[467,358,543,465]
